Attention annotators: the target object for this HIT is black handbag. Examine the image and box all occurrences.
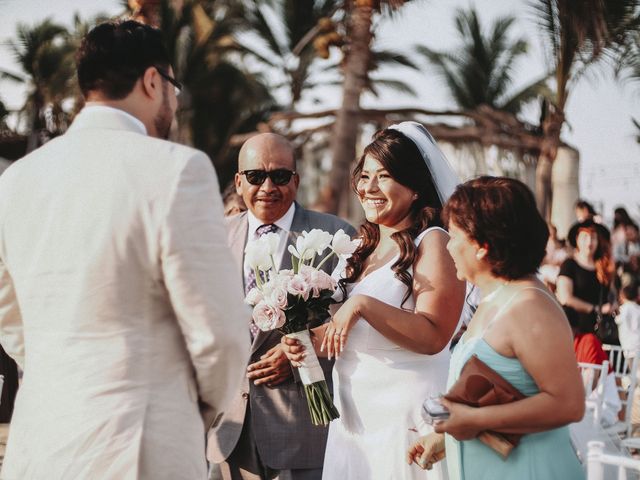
[594,286,620,345]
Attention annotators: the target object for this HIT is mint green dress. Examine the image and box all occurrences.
[445,334,585,480]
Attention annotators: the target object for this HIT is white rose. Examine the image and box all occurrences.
[252,301,286,331]
[331,229,358,257]
[244,287,264,306]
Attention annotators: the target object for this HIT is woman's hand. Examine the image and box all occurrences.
[321,295,362,359]
[433,398,482,441]
[407,432,446,470]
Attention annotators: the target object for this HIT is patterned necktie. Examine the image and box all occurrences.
[246,223,280,339]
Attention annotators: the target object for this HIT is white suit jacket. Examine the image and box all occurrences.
[0,107,249,479]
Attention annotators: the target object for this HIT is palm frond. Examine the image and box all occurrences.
[632,117,640,143]
[366,77,416,97]
[370,49,419,71]
[500,75,553,114]
[417,7,533,111]
[0,70,26,83]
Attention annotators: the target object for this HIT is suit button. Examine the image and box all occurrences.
[241,392,249,399]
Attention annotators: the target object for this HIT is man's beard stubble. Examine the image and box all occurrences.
[154,83,173,140]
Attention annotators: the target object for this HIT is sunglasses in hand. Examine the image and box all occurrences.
[240,169,296,186]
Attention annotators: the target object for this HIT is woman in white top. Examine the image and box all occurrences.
[283,122,465,479]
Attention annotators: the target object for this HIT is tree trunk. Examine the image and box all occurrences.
[535,108,564,221]
[315,3,373,214]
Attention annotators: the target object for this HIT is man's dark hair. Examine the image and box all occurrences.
[76,20,171,99]
[622,284,639,302]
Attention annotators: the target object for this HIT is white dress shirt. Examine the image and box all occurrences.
[244,203,296,281]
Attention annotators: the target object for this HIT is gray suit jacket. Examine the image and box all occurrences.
[207,203,356,470]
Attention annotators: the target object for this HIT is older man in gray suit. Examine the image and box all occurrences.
[207,134,355,480]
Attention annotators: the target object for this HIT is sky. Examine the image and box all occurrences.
[1,0,638,219]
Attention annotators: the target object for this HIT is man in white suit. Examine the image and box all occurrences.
[0,20,248,479]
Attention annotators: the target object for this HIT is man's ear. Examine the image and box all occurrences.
[140,66,161,100]
[235,173,243,195]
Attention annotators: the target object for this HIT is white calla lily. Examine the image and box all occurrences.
[331,229,358,257]
[303,229,333,255]
[245,241,272,271]
[260,231,280,256]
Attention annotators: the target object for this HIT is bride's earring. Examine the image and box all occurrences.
[475,247,487,261]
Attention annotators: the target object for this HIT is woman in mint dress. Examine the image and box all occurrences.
[408,177,585,480]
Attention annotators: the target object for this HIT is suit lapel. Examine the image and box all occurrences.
[226,212,249,281]
[251,204,307,354]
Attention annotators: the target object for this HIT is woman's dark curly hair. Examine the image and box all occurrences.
[442,176,549,280]
[340,128,443,308]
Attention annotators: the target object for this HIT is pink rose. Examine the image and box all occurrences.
[287,274,310,301]
[252,301,286,331]
[316,270,337,291]
[269,286,289,309]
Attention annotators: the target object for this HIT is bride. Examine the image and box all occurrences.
[283,122,465,479]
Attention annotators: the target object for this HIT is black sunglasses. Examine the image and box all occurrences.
[155,67,182,93]
[240,169,296,186]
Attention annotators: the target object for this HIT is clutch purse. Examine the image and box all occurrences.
[444,354,526,458]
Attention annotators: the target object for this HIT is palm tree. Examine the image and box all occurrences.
[617,29,640,143]
[125,0,277,183]
[239,1,417,115]
[238,0,341,110]
[0,19,75,150]
[317,0,411,214]
[417,8,548,115]
[532,0,640,219]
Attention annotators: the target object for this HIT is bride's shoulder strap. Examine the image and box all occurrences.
[414,226,449,247]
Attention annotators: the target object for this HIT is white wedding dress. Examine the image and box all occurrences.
[323,228,450,480]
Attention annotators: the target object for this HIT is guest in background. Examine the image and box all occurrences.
[614,223,640,270]
[575,200,597,223]
[616,284,640,359]
[612,207,634,258]
[0,344,18,422]
[222,181,247,217]
[556,219,615,335]
[539,223,568,291]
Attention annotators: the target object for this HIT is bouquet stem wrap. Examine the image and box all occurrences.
[286,329,340,426]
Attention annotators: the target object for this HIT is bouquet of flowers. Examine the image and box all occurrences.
[244,228,358,426]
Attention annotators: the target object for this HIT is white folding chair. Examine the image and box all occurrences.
[587,440,640,480]
[602,344,640,439]
[580,361,610,425]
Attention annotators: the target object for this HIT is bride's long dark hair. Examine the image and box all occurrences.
[340,128,443,308]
